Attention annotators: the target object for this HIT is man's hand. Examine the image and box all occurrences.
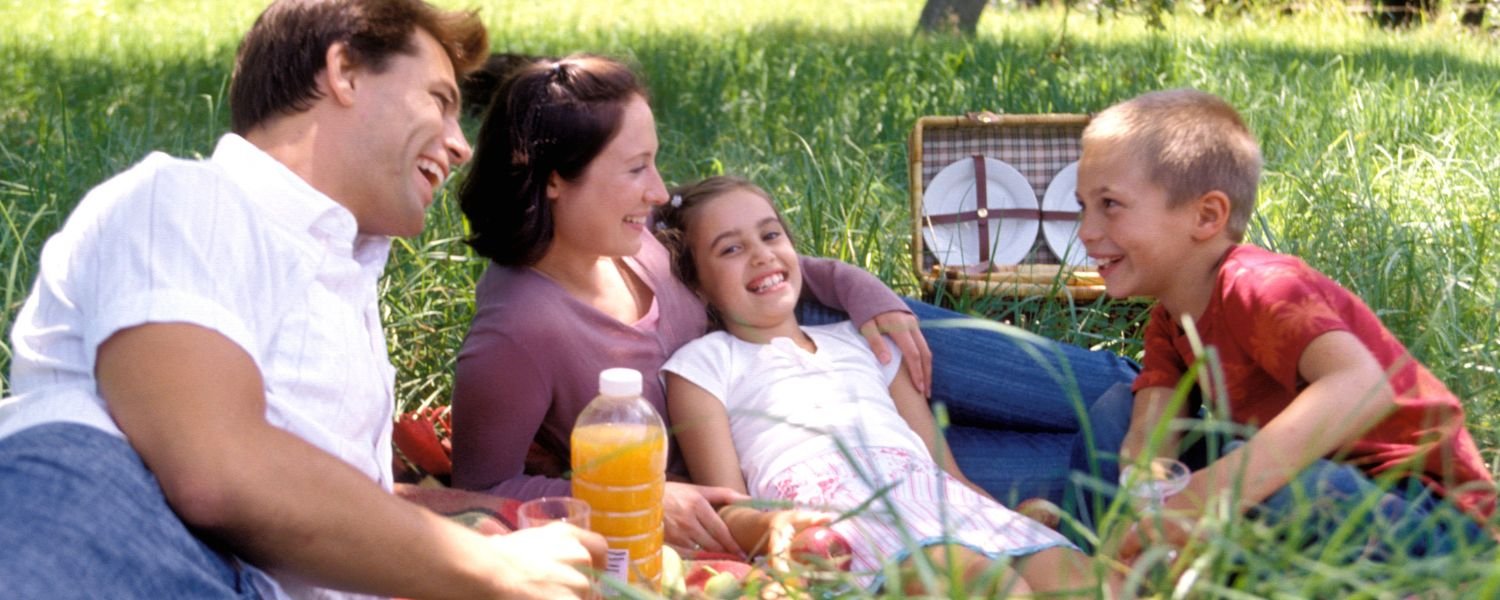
[859,310,932,396]
[485,523,606,599]
[663,482,749,556]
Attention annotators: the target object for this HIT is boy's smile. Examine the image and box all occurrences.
[1076,139,1213,315]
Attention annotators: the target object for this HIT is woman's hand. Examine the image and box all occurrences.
[663,481,749,556]
[859,310,933,396]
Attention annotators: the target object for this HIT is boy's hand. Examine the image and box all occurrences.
[860,310,932,396]
[1112,512,1198,564]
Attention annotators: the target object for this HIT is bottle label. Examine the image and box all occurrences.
[604,548,630,582]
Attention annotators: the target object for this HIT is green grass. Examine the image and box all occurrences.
[3,0,1499,596]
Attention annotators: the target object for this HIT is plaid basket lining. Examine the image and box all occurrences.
[918,124,1086,267]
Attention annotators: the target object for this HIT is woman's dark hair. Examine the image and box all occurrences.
[653,175,788,299]
[459,54,646,266]
[229,0,487,134]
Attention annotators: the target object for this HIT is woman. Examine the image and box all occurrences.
[452,54,1145,555]
[450,54,930,554]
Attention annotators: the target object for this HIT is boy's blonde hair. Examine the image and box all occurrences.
[1082,88,1262,241]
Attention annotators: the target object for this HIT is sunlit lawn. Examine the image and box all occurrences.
[3,0,1498,596]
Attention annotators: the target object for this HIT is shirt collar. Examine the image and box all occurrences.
[209,134,391,272]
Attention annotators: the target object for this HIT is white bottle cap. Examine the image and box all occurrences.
[598,368,643,397]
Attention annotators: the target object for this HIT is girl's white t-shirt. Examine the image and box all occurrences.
[661,322,927,497]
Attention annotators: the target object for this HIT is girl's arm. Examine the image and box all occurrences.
[718,505,834,569]
[888,368,992,500]
[664,372,754,554]
[665,373,748,494]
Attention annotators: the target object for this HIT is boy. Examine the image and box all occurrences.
[1075,88,1495,560]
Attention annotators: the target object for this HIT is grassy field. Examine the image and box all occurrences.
[3,0,1499,595]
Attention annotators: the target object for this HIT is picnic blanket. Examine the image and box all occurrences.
[395,481,519,536]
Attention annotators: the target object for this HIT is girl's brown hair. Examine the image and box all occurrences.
[653,175,792,326]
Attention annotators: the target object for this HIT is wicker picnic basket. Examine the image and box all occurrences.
[908,112,1106,301]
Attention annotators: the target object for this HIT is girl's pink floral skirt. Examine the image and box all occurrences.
[767,446,1074,589]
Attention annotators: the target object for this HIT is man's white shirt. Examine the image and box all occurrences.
[2,134,397,600]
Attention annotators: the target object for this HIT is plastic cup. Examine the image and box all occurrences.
[1119,457,1191,511]
[517,496,591,529]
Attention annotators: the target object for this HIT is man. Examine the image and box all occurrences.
[0,1,604,598]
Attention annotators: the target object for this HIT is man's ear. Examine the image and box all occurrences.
[1191,190,1231,241]
[321,42,359,107]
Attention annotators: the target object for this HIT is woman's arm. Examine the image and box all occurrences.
[799,256,933,395]
[449,331,569,498]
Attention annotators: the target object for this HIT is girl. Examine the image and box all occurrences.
[657,176,1118,596]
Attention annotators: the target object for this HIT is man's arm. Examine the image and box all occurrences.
[98,323,604,599]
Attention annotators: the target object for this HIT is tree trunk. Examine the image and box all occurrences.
[915,0,990,36]
[1459,2,1484,27]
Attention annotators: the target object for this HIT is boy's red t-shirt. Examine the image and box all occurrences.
[1133,244,1495,519]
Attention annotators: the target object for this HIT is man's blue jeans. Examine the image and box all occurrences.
[0,423,262,598]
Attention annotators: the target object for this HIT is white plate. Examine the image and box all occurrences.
[1040,162,1091,267]
[921,157,1039,268]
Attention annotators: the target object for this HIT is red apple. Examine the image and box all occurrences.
[789,526,854,571]
[686,550,745,562]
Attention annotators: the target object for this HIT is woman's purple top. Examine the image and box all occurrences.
[450,230,906,499]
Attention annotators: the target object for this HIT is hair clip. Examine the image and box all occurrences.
[670,194,682,208]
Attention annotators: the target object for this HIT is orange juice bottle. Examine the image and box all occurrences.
[571,368,668,591]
